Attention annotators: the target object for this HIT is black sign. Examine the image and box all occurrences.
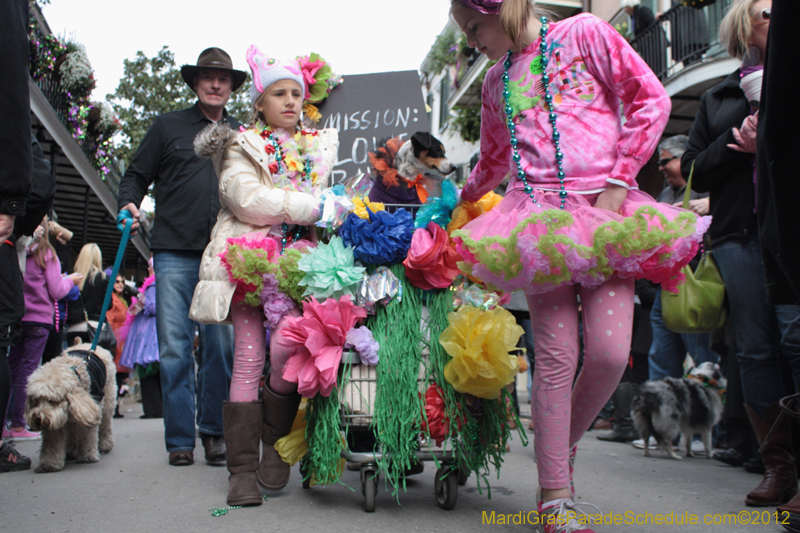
[316,70,430,184]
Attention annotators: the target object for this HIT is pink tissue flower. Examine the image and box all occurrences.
[279,295,367,398]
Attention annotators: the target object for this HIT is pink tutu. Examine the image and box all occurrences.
[451,189,710,295]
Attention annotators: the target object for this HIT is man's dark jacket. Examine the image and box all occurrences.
[117,104,241,252]
[682,70,755,247]
[757,0,800,304]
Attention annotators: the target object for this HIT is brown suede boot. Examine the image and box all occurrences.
[222,401,263,507]
[778,493,800,533]
[257,385,301,491]
[744,403,798,507]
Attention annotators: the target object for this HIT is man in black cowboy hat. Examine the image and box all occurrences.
[117,47,246,467]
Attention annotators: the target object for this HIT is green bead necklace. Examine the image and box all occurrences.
[502,17,567,209]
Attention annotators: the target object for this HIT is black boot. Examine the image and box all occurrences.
[597,382,638,443]
[139,371,163,419]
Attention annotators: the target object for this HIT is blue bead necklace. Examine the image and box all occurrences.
[280,223,304,255]
[502,17,566,209]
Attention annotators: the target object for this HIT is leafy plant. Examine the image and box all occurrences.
[451,105,482,143]
[426,29,461,76]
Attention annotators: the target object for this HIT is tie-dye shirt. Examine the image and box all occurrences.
[461,13,670,202]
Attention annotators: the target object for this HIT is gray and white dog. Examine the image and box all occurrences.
[631,362,726,460]
[25,344,116,473]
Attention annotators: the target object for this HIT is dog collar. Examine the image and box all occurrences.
[686,373,726,401]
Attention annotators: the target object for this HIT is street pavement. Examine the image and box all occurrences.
[0,388,792,533]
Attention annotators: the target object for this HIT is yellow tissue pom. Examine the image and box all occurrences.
[447,191,503,235]
[275,401,308,466]
[352,197,385,219]
[440,305,523,399]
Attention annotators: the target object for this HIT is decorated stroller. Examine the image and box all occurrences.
[258,184,528,513]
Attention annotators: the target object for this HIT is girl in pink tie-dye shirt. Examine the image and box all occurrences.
[451,0,709,530]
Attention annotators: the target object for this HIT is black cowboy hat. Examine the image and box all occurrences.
[180,47,247,91]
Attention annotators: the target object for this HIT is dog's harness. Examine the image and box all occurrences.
[69,350,107,403]
[686,373,726,404]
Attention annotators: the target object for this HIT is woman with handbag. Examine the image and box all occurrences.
[66,243,109,347]
[683,0,800,508]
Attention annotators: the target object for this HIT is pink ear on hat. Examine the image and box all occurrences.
[246,44,305,105]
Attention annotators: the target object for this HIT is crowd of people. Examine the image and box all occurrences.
[1,0,799,532]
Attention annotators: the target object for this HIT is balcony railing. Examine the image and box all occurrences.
[30,26,124,197]
[630,0,733,82]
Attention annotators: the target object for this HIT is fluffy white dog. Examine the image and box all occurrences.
[25,344,116,473]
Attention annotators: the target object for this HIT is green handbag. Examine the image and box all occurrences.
[661,162,728,334]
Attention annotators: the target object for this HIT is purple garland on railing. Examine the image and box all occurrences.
[28,16,118,181]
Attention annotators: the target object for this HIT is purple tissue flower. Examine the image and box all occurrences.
[345,326,380,365]
[260,273,296,329]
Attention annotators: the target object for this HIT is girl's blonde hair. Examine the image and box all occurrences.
[451,0,551,53]
[73,243,104,291]
[32,217,57,270]
[719,0,763,60]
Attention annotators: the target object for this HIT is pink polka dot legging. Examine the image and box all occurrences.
[229,302,300,402]
[526,275,634,490]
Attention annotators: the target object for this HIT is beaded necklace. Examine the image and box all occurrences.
[502,17,566,210]
[279,223,305,255]
[259,125,312,254]
[260,126,314,181]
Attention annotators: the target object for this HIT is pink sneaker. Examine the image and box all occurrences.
[1,427,11,440]
[536,497,601,533]
[8,427,41,441]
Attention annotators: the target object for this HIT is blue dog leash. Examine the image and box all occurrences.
[90,217,133,353]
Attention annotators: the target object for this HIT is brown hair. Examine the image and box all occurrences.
[32,217,57,270]
[719,0,763,60]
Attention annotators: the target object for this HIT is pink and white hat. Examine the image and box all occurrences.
[246,45,305,106]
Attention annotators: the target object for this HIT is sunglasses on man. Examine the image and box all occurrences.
[658,156,677,167]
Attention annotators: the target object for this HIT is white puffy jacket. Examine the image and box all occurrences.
[188,123,338,324]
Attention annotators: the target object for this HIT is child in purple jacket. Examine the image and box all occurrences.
[2,219,82,440]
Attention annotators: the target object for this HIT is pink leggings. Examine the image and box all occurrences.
[229,302,300,402]
[527,276,634,489]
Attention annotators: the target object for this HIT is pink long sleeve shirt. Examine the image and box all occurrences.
[22,249,75,326]
[461,14,671,202]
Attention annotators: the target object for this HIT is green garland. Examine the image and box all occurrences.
[303,368,348,486]
[422,289,528,497]
[367,264,425,499]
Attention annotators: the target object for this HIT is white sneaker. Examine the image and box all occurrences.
[536,493,601,533]
[632,436,680,450]
[631,437,657,449]
[690,439,707,455]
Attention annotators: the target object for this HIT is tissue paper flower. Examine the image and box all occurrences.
[420,384,463,447]
[447,191,503,235]
[345,326,380,365]
[280,296,367,398]
[297,236,365,300]
[403,222,462,290]
[219,236,281,306]
[440,305,522,399]
[260,273,297,329]
[340,208,414,265]
[414,180,459,229]
[352,197,385,219]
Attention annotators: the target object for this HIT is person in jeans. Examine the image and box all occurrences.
[648,135,718,381]
[684,0,800,508]
[117,48,246,467]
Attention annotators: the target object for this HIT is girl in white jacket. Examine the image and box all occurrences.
[189,45,338,507]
